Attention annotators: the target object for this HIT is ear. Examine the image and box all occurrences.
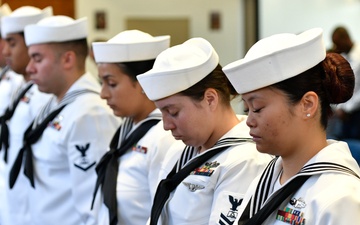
[61,51,76,69]
[203,88,219,110]
[300,91,319,119]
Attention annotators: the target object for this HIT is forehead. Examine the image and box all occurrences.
[242,87,275,101]
[98,63,120,71]
[5,33,25,43]
[98,63,129,78]
[28,43,53,54]
[155,94,189,109]
[242,86,289,105]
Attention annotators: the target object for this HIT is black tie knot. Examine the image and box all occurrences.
[2,108,12,121]
[159,178,177,193]
[91,119,160,225]
[9,104,67,189]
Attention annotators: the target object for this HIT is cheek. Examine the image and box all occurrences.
[266,113,290,138]
[114,86,138,108]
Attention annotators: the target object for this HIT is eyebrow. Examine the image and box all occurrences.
[158,103,176,111]
[100,74,114,80]
[242,95,257,104]
[5,37,15,42]
[30,52,41,58]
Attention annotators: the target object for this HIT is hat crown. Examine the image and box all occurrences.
[109,30,154,43]
[11,6,41,16]
[245,33,296,59]
[153,37,217,72]
[37,15,75,26]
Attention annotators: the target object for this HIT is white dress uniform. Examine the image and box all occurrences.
[234,140,360,225]
[0,82,52,225]
[21,73,120,225]
[155,116,273,225]
[97,109,178,225]
[0,69,24,115]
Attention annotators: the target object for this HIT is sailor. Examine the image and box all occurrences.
[0,6,53,225]
[223,28,360,225]
[137,37,272,225]
[91,30,179,225]
[9,15,120,225]
[0,3,24,115]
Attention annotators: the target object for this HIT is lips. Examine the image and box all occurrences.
[107,103,115,109]
[171,133,182,140]
[250,133,261,142]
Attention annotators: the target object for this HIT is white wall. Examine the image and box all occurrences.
[259,0,360,49]
[76,0,244,66]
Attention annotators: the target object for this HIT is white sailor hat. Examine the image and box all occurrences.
[223,28,326,94]
[1,6,53,38]
[137,37,219,101]
[92,30,170,63]
[24,16,88,46]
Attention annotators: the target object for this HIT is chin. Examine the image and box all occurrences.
[113,111,123,117]
[255,145,268,154]
[37,87,49,94]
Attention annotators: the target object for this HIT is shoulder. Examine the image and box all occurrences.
[221,141,272,165]
[298,173,360,221]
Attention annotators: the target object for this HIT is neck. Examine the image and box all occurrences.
[200,108,239,152]
[280,131,327,184]
[133,100,156,124]
[56,71,84,102]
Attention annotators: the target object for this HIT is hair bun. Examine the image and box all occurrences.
[321,52,355,104]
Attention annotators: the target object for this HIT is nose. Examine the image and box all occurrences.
[246,112,256,128]
[26,59,35,75]
[162,115,175,131]
[100,84,109,99]
[2,41,10,57]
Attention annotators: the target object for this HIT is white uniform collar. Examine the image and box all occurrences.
[65,72,100,95]
[272,140,360,187]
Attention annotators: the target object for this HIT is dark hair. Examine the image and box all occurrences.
[52,38,89,69]
[116,59,156,82]
[272,52,354,128]
[180,64,239,105]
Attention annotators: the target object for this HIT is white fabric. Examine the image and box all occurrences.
[0,82,52,225]
[137,37,219,101]
[96,109,179,225]
[25,16,88,46]
[16,73,120,225]
[234,140,360,225]
[153,116,273,225]
[0,69,24,115]
[1,6,52,37]
[93,30,170,63]
[223,28,326,94]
